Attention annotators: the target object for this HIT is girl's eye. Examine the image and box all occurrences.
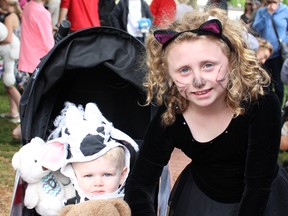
[179,67,190,73]
[203,63,214,70]
[202,63,215,72]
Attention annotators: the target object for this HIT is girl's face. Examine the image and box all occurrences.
[72,156,128,197]
[167,37,229,108]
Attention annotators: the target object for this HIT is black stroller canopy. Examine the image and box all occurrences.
[20,27,153,145]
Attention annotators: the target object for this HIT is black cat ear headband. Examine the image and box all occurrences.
[154,18,233,51]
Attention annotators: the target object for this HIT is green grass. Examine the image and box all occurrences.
[0,80,21,216]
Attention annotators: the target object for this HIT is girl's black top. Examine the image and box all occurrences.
[125,91,281,216]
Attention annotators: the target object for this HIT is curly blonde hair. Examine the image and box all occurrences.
[144,7,270,126]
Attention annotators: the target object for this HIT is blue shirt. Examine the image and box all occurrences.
[253,3,288,59]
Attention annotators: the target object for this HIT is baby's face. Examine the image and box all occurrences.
[72,157,128,196]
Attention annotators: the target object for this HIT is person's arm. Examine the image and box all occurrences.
[280,122,288,151]
[0,13,17,45]
[58,8,68,25]
[280,136,288,151]
[124,108,174,216]
[238,91,281,215]
[58,0,70,25]
[252,8,268,34]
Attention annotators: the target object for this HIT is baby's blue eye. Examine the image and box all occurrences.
[84,174,93,178]
[104,173,112,177]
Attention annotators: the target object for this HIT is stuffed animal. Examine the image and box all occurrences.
[12,137,75,216]
[0,22,20,87]
[58,198,131,216]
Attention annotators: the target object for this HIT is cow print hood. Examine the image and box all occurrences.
[44,102,138,202]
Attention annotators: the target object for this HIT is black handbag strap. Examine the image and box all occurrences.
[271,15,282,46]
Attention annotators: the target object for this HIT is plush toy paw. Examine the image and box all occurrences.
[59,198,131,216]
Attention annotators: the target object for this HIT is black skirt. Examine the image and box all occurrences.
[168,163,288,216]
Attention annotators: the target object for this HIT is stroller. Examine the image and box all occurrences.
[10,26,156,216]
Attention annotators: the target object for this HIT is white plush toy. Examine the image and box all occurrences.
[0,22,20,87]
[12,137,75,216]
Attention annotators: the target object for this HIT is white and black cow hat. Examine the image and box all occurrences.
[42,102,138,202]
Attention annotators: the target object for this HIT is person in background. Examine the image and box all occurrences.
[16,0,54,140]
[256,37,273,65]
[206,0,228,12]
[18,0,54,75]
[124,7,288,216]
[150,0,176,29]
[17,0,26,9]
[240,1,254,26]
[252,0,288,106]
[175,0,193,21]
[280,119,288,151]
[98,0,115,26]
[249,0,262,34]
[111,0,153,43]
[58,0,100,32]
[47,0,60,27]
[0,0,21,129]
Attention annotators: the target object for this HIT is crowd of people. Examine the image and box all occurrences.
[1,0,288,216]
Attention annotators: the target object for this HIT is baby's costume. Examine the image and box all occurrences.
[41,102,139,204]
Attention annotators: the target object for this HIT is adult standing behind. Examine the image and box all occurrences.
[0,0,21,126]
[16,0,54,140]
[150,0,176,29]
[124,7,288,216]
[206,0,228,12]
[111,0,153,43]
[252,0,288,105]
[98,0,115,26]
[58,0,100,32]
[48,0,60,27]
[240,1,254,26]
[18,0,54,75]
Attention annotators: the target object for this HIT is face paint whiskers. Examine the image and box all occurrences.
[216,65,228,89]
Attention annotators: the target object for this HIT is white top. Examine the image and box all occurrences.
[127,0,142,37]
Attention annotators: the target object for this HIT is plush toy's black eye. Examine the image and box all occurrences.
[34,159,37,163]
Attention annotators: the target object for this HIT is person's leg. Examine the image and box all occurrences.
[5,86,21,123]
[6,86,21,110]
[6,86,20,115]
[0,96,18,117]
[12,124,21,140]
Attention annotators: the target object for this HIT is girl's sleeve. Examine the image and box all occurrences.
[124,108,174,216]
[238,92,281,215]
